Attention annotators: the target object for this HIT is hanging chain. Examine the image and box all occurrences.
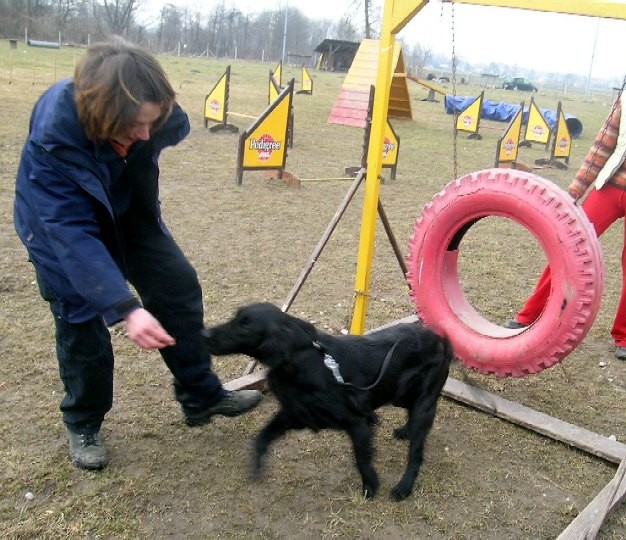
[450,1,458,181]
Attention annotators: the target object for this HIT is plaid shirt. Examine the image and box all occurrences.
[568,96,626,199]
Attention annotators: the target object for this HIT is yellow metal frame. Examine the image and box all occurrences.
[350,0,626,334]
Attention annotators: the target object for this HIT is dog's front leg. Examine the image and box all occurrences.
[347,420,379,499]
[253,408,298,478]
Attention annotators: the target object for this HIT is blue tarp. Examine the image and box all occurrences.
[444,95,583,138]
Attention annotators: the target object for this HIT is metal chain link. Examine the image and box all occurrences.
[450,2,458,181]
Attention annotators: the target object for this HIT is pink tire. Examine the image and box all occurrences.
[406,168,604,377]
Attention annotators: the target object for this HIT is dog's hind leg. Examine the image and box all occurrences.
[347,420,379,499]
[393,417,409,440]
[253,409,300,478]
[390,395,441,501]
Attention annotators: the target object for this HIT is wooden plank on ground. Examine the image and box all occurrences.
[443,377,626,464]
[557,454,626,539]
[224,368,268,392]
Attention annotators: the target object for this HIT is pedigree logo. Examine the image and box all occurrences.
[383,137,395,159]
[249,134,282,161]
[503,138,516,156]
[461,115,474,128]
[210,99,222,115]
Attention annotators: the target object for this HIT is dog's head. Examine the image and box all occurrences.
[202,302,318,368]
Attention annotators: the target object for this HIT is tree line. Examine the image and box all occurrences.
[0,0,377,62]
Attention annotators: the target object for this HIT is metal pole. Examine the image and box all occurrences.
[585,18,600,100]
[281,1,288,64]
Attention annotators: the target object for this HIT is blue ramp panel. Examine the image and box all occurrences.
[444,96,583,138]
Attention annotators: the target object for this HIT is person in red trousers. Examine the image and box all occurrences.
[504,93,626,360]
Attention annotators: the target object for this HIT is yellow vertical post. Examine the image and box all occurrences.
[349,0,624,335]
[349,4,397,335]
[349,0,429,334]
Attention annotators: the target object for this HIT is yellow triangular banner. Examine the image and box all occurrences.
[302,66,313,94]
[456,91,484,134]
[382,120,399,167]
[273,61,282,88]
[524,98,551,144]
[240,81,293,175]
[553,104,572,159]
[269,72,280,105]
[497,104,524,165]
[204,69,228,124]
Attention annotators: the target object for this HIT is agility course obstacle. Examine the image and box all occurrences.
[522,97,551,147]
[268,70,281,105]
[347,86,400,180]
[535,102,572,169]
[406,74,446,102]
[203,66,239,133]
[272,61,282,88]
[296,66,314,95]
[445,95,583,138]
[236,79,294,185]
[227,2,626,535]
[328,38,412,128]
[455,90,484,139]
[203,66,296,147]
[494,102,525,168]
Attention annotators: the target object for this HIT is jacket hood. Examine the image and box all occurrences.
[29,79,190,159]
[29,79,92,154]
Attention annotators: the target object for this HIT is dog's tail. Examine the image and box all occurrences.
[438,332,455,370]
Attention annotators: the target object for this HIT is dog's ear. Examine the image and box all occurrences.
[289,314,319,344]
[257,311,318,369]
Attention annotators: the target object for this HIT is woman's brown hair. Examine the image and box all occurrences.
[74,40,176,143]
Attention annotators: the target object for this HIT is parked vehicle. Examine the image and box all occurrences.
[503,77,537,92]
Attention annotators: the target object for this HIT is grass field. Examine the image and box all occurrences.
[1,40,626,538]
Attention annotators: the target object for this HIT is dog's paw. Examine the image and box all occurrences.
[362,478,379,499]
[363,485,377,499]
[393,424,409,440]
[390,481,412,501]
[367,412,380,426]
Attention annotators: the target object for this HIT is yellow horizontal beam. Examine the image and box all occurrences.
[448,0,626,20]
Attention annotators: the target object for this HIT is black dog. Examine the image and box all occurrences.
[202,302,453,500]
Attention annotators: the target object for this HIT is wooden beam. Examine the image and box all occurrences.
[224,368,268,392]
[443,377,626,464]
[448,0,626,20]
[557,455,626,539]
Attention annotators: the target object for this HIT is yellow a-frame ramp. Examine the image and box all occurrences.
[328,39,412,128]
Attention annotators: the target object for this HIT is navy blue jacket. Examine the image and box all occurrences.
[14,79,191,325]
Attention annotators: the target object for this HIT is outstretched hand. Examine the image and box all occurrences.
[125,308,176,349]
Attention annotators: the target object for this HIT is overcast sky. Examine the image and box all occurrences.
[135,0,626,81]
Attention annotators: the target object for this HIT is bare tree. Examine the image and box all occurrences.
[95,0,138,36]
[156,3,182,53]
[347,0,379,40]
[403,41,433,78]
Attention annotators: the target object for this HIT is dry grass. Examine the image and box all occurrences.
[1,42,626,538]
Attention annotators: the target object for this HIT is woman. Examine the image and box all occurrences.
[14,40,261,470]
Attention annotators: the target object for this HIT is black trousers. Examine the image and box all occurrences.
[37,231,225,434]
